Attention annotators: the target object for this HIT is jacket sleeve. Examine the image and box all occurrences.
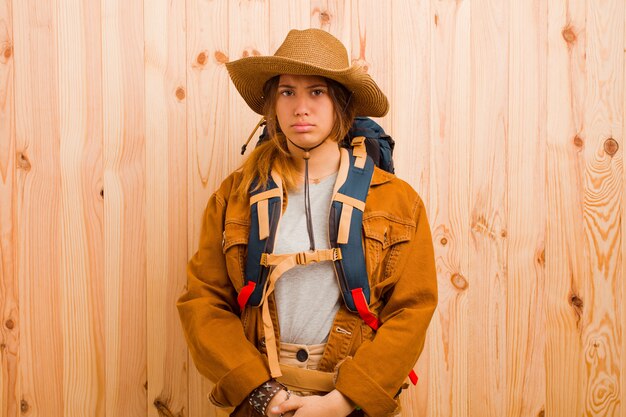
[176,183,271,408]
[335,197,438,416]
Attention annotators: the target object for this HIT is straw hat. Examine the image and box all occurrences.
[225,28,389,117]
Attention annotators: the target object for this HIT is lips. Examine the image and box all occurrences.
[292,123,314,133]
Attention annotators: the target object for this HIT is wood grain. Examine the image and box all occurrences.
[12,0,64,415]
[579,0,624,413]
[56,0,104,414]
[468,0,508,414]
[144,0,188,416]
[545,0,588,414]
[186,0,230,416]
[424,0,471,415]
[101,0,147,414]
[351,0,391,129]
[506,0,547,415]
[0,0,16,416]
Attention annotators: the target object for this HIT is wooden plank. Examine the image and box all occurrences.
[390,0,430,205]
[185,1,229,416]
[101,0,147,413]
[390,1,433,416]
[544,0,587,413]
[351,0,391,129]
[269,0,309,52]
[310,0,351,52]
[228,0,270,173]
[0,0,17,416]
[468,0,508,414]
[12,0,64,415]
[419,0,471,416]
[506,0,547,415]
[578,0,624,413]
[56,0,104,414]
[144,0,188,416]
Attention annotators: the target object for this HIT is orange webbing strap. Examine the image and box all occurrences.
[261,248,342,267]
[260,248,342,378]
[350,136,367,169]
[250,188,282,240]
[333,193,366,245]
[351,288,419,386]
[337,205,353,245]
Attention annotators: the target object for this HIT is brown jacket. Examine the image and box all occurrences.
[177,165,438,417]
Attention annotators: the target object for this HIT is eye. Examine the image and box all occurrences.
[279,90,294,97]
[312,89,326,96]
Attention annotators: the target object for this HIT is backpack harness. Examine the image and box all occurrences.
[237,121,418,385]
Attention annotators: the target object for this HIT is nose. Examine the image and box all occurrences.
[294,95,310,116]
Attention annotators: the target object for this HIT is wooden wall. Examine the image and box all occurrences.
[0,0,624,416]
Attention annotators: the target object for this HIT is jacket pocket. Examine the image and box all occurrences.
[222,220,249,291]
[362,215,413,284]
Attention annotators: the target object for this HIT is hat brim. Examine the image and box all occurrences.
[225,56,389,117]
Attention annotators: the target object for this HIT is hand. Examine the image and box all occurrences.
[270,389,354,417]
[266,389,294,417]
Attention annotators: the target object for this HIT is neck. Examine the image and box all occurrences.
[288,139,341,183]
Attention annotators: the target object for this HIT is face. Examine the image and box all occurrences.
[275,74,335,150]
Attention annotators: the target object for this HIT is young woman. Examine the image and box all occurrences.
[177,28,438,417]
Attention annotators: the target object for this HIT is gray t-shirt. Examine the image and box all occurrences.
[273,173,341,345]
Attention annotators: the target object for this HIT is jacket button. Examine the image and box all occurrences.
[259,337,266,347]
[296,349,308,362]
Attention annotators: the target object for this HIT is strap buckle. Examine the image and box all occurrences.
[296,251,317,265]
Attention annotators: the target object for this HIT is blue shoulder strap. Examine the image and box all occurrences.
[329,147,375,312]
[240,176,282,308]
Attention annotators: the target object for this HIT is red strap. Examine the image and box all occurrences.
[351,288,379,330]
[351,288,419,386]
[237,282,256,312]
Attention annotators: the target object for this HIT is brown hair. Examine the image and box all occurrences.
[237,76,356,195]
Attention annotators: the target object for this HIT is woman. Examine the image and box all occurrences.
[177,28,438,417]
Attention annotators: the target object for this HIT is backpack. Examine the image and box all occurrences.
[238,117,417,384]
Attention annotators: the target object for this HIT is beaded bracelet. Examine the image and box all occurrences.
[248,379,288,416]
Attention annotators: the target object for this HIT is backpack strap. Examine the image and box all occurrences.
[237,173,283,311]
[330,139,374,313]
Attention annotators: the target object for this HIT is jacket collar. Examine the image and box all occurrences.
[370,166,395,186]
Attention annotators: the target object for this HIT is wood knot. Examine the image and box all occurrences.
[99,188,104,199]
[562,26,577,45]
[573,135,584,148]
[3,44,12,59]
[242,48,261,58]
[604,138,618,156]
[440,237,448,246]
[569,293,583,321]
[537,409,545,417]
[17,152,31,171]
[500,230,507,238]
[214,50,229,64]
[144,381,148,390]
[5,319,14,329]
[196,52,207,65]
[21,399,29,413]
[434,14,439,26]
[536,248,545,266]
[175,87,185,101]
[153,398,174,417]
[319,11,331,24]
[451,273,468,290]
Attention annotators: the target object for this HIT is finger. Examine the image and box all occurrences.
[271,396,302,414]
